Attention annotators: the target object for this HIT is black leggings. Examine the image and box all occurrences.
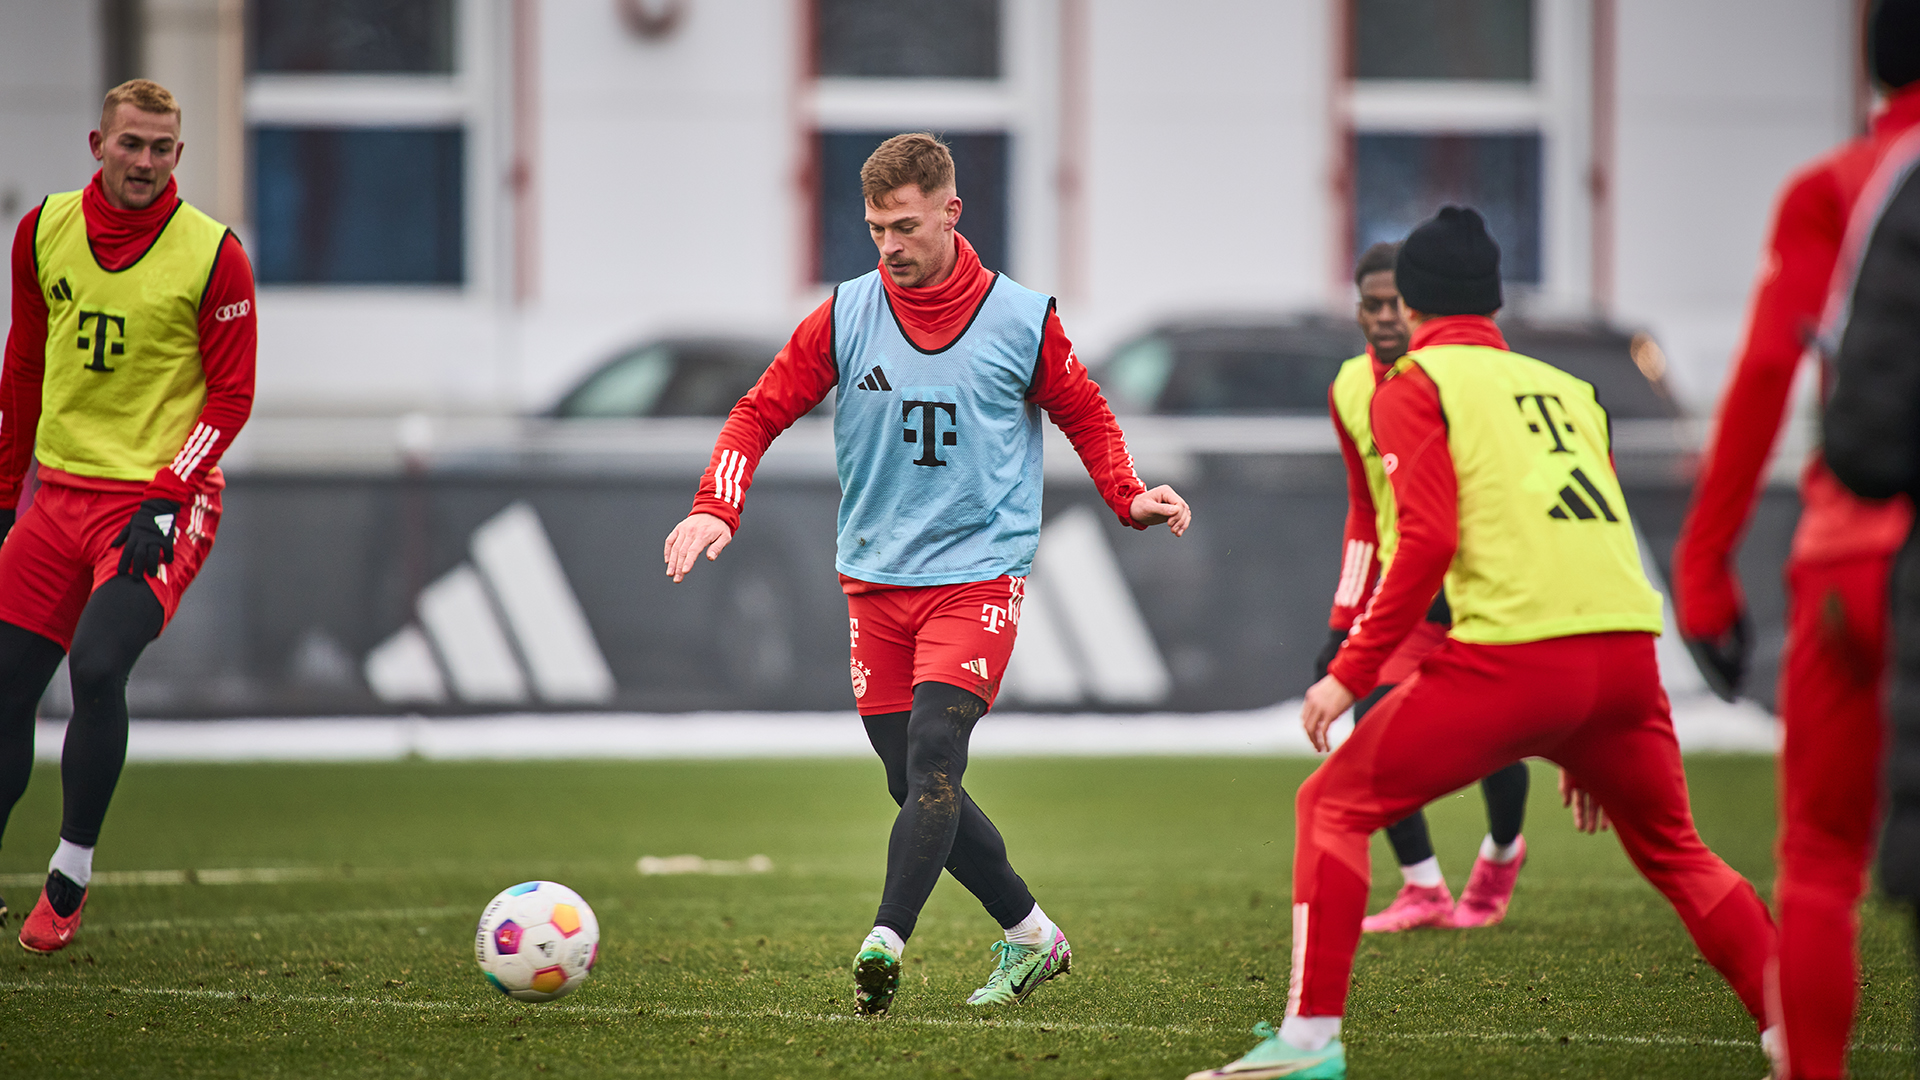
[1353,681,1530,867]
[865,681,1036,939]
[0,577,163,852]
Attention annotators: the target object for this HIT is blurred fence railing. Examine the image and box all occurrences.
[68,417,1796,719]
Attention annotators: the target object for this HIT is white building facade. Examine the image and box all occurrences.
[0,0,1863,416]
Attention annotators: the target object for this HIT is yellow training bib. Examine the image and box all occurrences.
[1394,343,1664,645]
[33,189,228,483]
[1329,353,1399,568]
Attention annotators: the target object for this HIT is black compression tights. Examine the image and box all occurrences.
[0,578,163,853]
[1353,682,1530,867]
[865,682,1036,939]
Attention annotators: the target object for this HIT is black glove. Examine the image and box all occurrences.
[112,498,180,578]
[1682,611,1751,703]
[0,508,13,544]
[1313,628,1349,682]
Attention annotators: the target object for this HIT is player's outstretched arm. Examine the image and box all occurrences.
[1128,485,1191,536]
[663,512,733,583]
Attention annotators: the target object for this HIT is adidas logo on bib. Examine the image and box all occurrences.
[856,366,892,391]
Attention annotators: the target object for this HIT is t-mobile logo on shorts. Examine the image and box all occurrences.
[849,617,860,650]
[980,604,1007,633]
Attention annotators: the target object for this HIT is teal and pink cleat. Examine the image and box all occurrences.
[965,927,1071,1005]
[1360,881,1453,933]
[1185,1022,1346,1079]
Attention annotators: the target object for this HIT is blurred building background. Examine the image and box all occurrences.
[0,0,1867,415]
[0,0,1848,716]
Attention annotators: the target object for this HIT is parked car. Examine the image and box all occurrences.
[548,336,787,418]
[1096,315,1681,419]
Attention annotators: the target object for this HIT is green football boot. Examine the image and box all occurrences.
[965,927,1071,1006]
[852,929,901,1014]
[1184,1022,1346,1079]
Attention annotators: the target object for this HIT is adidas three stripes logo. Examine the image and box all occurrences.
[856,367,892,391]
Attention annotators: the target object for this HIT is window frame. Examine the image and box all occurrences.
[1337,0,1595,313]
[244,0,501,294]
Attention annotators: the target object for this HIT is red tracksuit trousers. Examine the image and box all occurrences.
[1288,631,1776,1026]
[1777,556,1889,1079]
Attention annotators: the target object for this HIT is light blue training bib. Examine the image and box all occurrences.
[830,269,1054,586]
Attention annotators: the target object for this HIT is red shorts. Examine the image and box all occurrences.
[0,481,221,650]
[845,576,1025,715]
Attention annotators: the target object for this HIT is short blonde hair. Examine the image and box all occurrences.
[100,79,181,135]
[860,133,955,207]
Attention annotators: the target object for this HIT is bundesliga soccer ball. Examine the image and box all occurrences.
[474,881,601,1002]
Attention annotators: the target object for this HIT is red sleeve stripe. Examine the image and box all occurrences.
[713,448,750,508]
[1334,539,1375,608]
[168,423,221,482]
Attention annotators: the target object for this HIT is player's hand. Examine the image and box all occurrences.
[1300,673,1357,753]
[1313,628,1349,681]
[111,498,179,579]
[663,513,733,583]
[1558,768,1610,834]
[1130,485,1191,536]
[1681,611,1751,703]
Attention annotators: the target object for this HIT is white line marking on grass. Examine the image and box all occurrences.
[105,905,473,933]
[0,981,1907,1055]
[0,866,333,889]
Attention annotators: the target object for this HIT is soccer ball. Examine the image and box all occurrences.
[474,881,601,1002]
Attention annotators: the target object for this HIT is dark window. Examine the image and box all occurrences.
[1352,0,1532,81]
[1355,132,1541,284]
[252,127,464,285]
[816,130,1009,285]
[250,0,455,74]
[816,0,1000,79]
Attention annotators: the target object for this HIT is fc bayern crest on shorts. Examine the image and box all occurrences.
[851,658,871,699]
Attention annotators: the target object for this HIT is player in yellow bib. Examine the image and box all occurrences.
[0,81,256,952]
[1191,207,1775,1080]
[1318,242,1532,936]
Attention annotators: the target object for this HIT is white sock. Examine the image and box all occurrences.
[1004,903,1057,947]
[867,925,905,956]
[1400,856,1443,888]
[49,840,93,889]
[1279,1014,1342,1051]
[1479,834,1523,863]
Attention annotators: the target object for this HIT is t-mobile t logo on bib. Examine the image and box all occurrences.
[900,386,959,467]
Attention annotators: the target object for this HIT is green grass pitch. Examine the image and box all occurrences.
[0,754,1910,1078]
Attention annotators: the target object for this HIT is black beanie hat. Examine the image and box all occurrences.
[1872,0,1920,90]
[1394,206,1503,317]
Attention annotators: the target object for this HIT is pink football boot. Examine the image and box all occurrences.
[1361,881,1455,933]
[1451,836,1526,928]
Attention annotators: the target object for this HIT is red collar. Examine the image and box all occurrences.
[879,232,997,351]
[1408,315,1508,353]
[81,170,182,272]
[1875,82,1920,139]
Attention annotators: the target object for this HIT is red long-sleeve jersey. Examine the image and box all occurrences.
[689,234,1146,583]
[1327,351,1392,632]
[1,173,255,509]
[1672,86,1920,639]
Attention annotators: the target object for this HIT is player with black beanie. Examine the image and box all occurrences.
[1188,206,1776,1080]
[1320,241,1529,935]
